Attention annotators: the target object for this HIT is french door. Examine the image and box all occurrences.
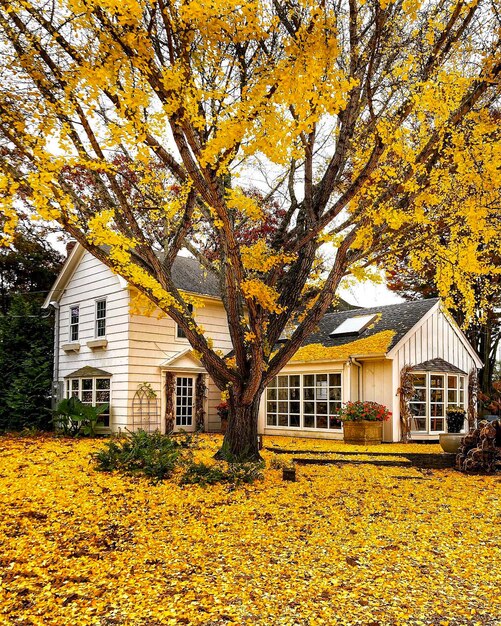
[175,376,195,431]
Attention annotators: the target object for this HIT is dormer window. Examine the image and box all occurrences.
[177,303,193,339]
[70,305,79,341]
[330,314,378,337]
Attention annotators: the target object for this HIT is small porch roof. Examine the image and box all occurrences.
[65,366,113,378]
[410,358,467,375]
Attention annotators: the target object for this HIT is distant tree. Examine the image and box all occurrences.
[386,256,501,396]
[0,229,63,431]
[0,227,63,313]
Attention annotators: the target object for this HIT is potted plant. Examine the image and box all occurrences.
[439,405,466,453]
[216,401,229,434]
[338,401,391,445]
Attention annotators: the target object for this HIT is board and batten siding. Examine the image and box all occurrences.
[360,359,394,441]
[128,296,232,432]
[57,251,130,431]
[389,303,480,441]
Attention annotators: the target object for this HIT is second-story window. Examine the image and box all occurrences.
[70,305,79,341]
[96,299,106,337]
[177,303,193,339]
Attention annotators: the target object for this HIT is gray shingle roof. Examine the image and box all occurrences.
[302,298,439,352]
[65,366,112,378]
[171,256,220,298]
[411,357,466,375]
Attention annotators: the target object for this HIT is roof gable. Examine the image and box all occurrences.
[43,243,221,307]
[302,298,439,355]
[160,348,204,371]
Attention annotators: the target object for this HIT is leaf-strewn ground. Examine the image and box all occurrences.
[0,435,500,626]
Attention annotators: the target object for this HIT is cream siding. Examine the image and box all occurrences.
[128,298,231,432]
[57,251,130,431]
[360,359,394,441]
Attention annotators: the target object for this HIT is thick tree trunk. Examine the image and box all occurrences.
[215,390,262,461]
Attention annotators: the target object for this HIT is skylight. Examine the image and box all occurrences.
[330,314,378,337]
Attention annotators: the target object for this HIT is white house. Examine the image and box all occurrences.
[43,244,482,442]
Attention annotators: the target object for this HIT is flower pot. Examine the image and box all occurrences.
[220,418,228,435]
[282,467,296,482]
[343,420,383,445]
[439,433,463,454]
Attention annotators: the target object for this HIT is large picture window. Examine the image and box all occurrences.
[410,372,466,434]
[266,373,342,430]
[66,377,111,427]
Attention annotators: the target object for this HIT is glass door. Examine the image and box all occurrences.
[175,376,195,431]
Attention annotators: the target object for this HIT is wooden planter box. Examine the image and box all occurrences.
[343,420,383,445]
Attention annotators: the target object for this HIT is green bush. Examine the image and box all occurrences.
[52,396,109,437]
[180,462,228,486]
[180,459,264,487]
[93,429,190,481]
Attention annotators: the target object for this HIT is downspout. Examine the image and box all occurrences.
[49,301,60,407]
[350,357,362,401]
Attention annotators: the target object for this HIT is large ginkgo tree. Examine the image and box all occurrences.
[0,0,499,458]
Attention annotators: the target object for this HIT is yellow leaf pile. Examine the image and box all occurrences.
[0,434,499,625]
[291,330,396,362]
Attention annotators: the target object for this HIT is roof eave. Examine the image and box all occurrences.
[42,243,85,308]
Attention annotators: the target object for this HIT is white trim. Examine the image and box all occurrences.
[160,348,204,369]
[387,300,482,368]
[42,244,85,308]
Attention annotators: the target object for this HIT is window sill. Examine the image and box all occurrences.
[87,338,108,350]
[62,342,80,353]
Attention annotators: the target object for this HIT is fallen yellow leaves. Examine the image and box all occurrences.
[0,434,500,626]
[290,330,396,362]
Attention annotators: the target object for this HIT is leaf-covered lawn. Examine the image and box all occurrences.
[0,435,500,626]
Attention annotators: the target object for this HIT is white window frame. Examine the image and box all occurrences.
[95,299,107,338]
[69,305,79,342]
[410,371,467,435]
[66,377,111,428]
[266,371,343,431]
[176,303,194,340]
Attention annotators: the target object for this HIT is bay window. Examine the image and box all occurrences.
[410,372,467,434]
[66,377,111,427]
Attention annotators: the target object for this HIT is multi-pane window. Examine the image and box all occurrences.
[430,374,445,431]
[175,377,194,427]
[409,373,427,432]
[66,377,111,427]
[177,304,193,339]
[96,299,106,337]
[70,306,79,341]
[266,373,342,430]
[266,375,300,427]
[410,372,466,434]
